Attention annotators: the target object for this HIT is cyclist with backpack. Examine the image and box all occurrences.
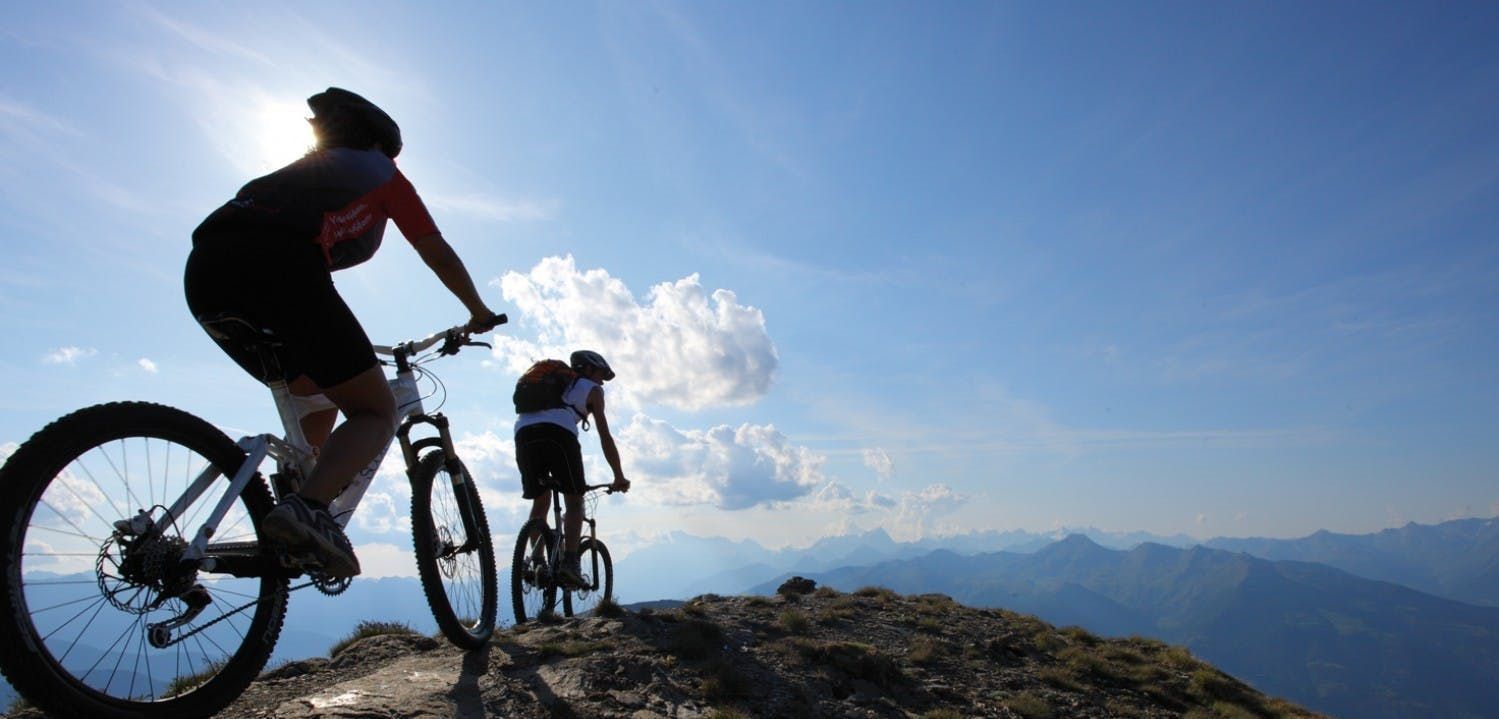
[185,87,499,578]
[514,351,631,586]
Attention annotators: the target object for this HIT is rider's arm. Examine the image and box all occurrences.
[587,387,630,491]
[410,232,494,328]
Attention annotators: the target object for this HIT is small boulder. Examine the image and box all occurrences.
[777,576,817,596]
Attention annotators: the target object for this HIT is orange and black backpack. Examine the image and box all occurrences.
[513,359,586,418]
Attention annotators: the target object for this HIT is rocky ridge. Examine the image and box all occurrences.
[14,581,1322,718]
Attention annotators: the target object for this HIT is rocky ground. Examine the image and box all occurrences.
[8,580,1323,718]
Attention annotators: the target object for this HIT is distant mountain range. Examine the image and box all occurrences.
[1205,517,1499,607]
[749,535,1499,719]
[611,525,1199,602]
[615,516,1499,608]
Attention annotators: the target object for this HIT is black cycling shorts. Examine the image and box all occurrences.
[516,423,587,499]
[184,233,377,389]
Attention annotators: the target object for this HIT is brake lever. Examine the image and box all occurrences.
[464,340,492,349]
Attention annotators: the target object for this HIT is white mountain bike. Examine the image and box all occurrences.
[0,312,506,719]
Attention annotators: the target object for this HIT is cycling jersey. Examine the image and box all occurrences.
[193,147,438,269]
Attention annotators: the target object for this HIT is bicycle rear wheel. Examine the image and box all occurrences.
[410,451,497,649]
[510,517,558,624]
[0,402,286,719]
[563,537,613,618]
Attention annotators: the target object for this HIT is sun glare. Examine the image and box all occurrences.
[251,99,315,171]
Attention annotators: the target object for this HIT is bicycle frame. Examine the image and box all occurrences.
[160,326,484,574]
[541,484,610,592]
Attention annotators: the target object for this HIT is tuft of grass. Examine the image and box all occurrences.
[1059,625,1099,646]
[162,660,226,697]
[831,595,863,610]
[1189,667,1254,705]
[854,586,897,602]
[907,636,949,665]
[779,609,811,633]
[745,595,775,608]
[700,657,752,701]
[812,585,841,599]
[592,595,625,618]
[538,639,610,658]
[1208,703,1260,719]
[328,620,420,657]
[816,605,858,624]
[1029,626,1066,654]
[913,593,955,616]
[665,617,725,661]
[1003,692,1055,719]
[783,639,904,688]
[829,641,904,687]
[916,616,944,633]
[1038,666,1085,692]
[708,708,750,719]
[921,710,964,719]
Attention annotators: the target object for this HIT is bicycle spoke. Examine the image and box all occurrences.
[145,438,155,511]
[69,456,124,529]
[43,475,116,542]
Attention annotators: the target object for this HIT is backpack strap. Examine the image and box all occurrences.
[563,375,591,430]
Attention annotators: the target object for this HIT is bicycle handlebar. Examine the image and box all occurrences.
[372,313,508,358]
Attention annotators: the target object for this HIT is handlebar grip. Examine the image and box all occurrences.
[476,313,508,332]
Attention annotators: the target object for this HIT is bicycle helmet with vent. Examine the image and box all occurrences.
[307,87,403,158]
[570,350,615,381]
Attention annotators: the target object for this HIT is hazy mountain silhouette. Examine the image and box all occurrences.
[1206,516,1499,606]
[613,526,1197,601]
[754,535,1499,719]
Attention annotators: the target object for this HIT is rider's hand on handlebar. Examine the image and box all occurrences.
[465,309,506,334]
[609,477,631,494]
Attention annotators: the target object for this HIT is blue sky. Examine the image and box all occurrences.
[2,2,1496,574]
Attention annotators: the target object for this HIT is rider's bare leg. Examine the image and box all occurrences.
[527,494,551,544]
[289,375,337,449]
[563,494,584,555]
[298,365,395,505]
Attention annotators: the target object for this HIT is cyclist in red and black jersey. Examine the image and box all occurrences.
[185,88,498,578]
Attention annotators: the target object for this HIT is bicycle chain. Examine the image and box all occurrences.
[154,579,316,648]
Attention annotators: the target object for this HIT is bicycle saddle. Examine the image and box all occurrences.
[196,312,285,349]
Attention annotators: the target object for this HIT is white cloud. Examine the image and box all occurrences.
[862,447,894,481]
[450,430,534,520]
[617,414,823,510]
[885,484,967,541]
[134,5,273,65]
[353,542,417,578]
[138,358,158,374]
[491,256,778,411]
[803,481,895,515]
[352,492,406,534]
[43,346,97,365]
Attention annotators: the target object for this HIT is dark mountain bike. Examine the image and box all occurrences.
[0,314,504,719]
[511,483,616,623]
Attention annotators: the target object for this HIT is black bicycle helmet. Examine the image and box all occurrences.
[570,350,615,381]
[307,87,403,158]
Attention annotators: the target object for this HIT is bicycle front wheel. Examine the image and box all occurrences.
[510,517,558,624]
[0,402,287,719]
[563,537,613,618]
[410,451,497,649]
